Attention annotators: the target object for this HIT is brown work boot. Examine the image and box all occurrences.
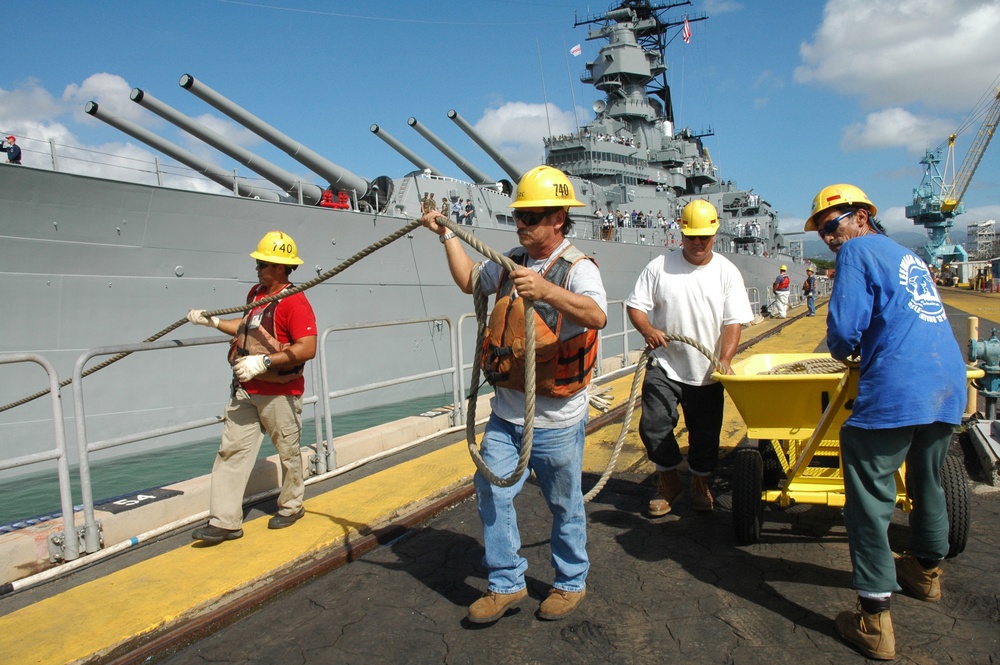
[835,605,895,661]
[467,588,527,624]
[690,474,714,512]
[538,587,586,621]
[895,554,942,602]
[648,470,683,517]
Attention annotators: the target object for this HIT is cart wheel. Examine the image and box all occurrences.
[757,439,782,489]
[941,454,970,558]
[733,449,764,545]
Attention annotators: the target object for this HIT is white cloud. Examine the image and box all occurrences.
[64,73,146,123]
[0,78,63,126]
[473,101,579,172]
[841,107,956,153]
[0,74,232,192]
[795,0,1000,112]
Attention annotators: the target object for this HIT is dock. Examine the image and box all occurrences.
[2,291,999,664]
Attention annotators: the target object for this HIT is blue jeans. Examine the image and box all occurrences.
[807,294,816,315]
[474,413,589,594]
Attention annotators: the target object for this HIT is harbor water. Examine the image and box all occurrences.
[0,391,456,528]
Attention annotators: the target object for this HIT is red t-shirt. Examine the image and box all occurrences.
[242,289,317,396]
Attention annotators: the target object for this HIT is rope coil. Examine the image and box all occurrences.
[766,358,847,375]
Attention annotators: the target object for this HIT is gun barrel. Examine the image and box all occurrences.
[370,124,442,176]
[84,101,281,201]
[407,117,492,185]
[179,74,369,196]
[132,88,323,205]
[447,110,522,182]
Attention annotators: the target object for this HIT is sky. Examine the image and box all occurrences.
[2,0,1000,255]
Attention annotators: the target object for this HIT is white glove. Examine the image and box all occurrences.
[187,309,220,328]
[234,355,269,382]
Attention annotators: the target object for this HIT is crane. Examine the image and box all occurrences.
[905,78,1000,268]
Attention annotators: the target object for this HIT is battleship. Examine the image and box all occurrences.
[0,1,806,570]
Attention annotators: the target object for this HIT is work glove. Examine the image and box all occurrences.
[234,355,269,382]
[187,309,220,329]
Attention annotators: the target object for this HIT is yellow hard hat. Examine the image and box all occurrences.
[510,165,585,208]
[680,199,719,236]
[805,183,877,231]
[807,266,814,272]
[250,231,304,265]
[780,265,787,271]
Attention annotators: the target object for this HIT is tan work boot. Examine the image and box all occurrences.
[538,587,586,621]
[835,605,895,660]
[895,554,942,602]
[648,470,683,517]
[467,588,528,624]
[690,474,714,512]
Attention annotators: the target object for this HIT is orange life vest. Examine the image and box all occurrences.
[482,245,599,398]
[228,284,304,384]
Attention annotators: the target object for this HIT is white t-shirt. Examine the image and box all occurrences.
[478,239,608,428]
[626,250,753,385]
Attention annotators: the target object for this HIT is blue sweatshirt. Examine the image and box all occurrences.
[827,234,966,428]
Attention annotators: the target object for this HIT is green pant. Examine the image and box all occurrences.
[840,422,953,593]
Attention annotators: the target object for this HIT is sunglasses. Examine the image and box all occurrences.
[512,209,551,226]
[255,260,276,270]
[818,210,855,238]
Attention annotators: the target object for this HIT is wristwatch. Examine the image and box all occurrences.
[440,231,457,244]
[262,355,272,369]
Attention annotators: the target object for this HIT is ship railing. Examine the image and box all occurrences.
[9,132,286,200]
[746,287,762,317]
[68,336,247,559]
[315,317,462,474]
[0,354,77,561]
[12,310,643,563]
[595,300,634,372]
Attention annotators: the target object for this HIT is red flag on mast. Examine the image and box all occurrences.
[682,17,692,44]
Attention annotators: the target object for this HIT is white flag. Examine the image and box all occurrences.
[570,44,582,57]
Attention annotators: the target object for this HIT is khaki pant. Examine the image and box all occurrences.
[208,388,304,530]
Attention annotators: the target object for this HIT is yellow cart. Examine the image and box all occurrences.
[715,353,983,550]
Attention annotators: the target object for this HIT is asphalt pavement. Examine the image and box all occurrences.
[157,448,1000,665]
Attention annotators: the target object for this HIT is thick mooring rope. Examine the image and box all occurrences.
[429,217,536,488]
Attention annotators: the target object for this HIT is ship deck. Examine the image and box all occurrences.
[2,291,1000,664]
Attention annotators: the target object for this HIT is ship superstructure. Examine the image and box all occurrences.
[542,1,786,260]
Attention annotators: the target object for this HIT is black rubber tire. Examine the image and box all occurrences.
[758,439,783,489]
[733,449,764,545]
[941,454,971,558]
